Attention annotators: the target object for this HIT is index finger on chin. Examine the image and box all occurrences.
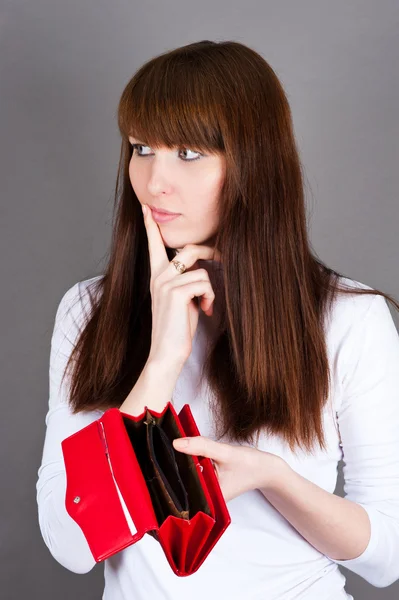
[142,204,170,279]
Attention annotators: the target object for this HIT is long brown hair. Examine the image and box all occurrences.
[62,39,399,454]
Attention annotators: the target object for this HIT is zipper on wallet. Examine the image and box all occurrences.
[98,421,138,537]
[144,414,155,426]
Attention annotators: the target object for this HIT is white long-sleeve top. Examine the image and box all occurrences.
[36,267,399,600]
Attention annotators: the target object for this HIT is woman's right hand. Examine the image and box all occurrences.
[142,204,222,371]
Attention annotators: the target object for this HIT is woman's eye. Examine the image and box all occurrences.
[131,144,152,157]
[131,144,202,162]
[179,148,202,161]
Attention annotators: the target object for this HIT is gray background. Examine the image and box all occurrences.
[1,0,398,598]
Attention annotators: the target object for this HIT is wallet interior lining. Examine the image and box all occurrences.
[147,420,189,513]
[159,409,212,518]
[122,407,212,526]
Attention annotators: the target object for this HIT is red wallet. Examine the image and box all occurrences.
[61,402,231,576]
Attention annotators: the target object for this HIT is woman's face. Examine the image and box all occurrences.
[128,137,226,252]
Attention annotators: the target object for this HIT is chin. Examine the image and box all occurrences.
[162,231,213,251]
[163,236,195,249]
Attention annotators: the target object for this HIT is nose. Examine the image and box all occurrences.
[147,155,175,197]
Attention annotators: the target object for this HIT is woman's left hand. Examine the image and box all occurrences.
[172,435,285,503]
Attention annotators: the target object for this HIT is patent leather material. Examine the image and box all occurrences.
[61,402,231,576]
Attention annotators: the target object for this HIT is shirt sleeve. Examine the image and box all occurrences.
[36,281,103,574]
[325,293,399,588]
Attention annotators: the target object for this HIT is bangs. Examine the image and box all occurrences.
[118,54,226,154]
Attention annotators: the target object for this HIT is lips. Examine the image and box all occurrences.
[149,205,181,216]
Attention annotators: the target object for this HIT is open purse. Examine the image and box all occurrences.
[61,402,231,576]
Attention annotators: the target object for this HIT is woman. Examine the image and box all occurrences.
[36,39,399,599]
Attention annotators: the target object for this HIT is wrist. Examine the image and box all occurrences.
[145,356,185,380]
[119,358,183,417]
[257,451,292,494]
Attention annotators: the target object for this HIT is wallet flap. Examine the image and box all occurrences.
[99,409,160,534]
[61,418,148,562]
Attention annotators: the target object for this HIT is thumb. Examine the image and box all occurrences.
[172,435,226,460]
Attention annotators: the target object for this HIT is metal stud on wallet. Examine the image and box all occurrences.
[61,402,231,576]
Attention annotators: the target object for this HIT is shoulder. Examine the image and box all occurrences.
[325,275,398,396]
[325,275,386,342]
[53,274,104,334]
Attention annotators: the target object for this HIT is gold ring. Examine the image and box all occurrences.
[171,259,186,274]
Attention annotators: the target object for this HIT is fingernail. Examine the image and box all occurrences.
[174,438,189,447]
[142,205,147,217]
